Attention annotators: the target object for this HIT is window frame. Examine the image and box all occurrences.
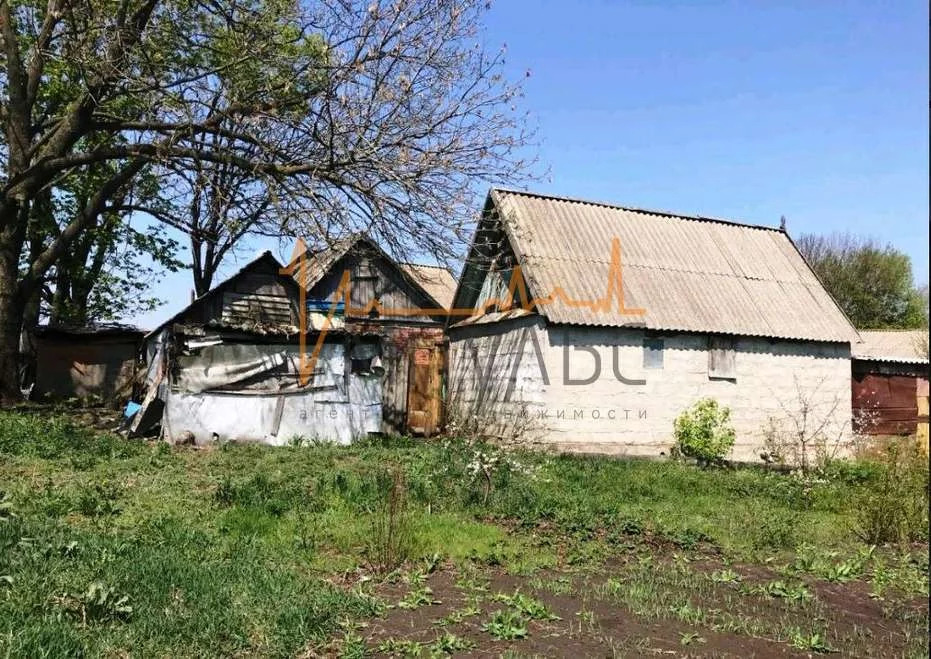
[642,337,665,370]
[708,335,737,380]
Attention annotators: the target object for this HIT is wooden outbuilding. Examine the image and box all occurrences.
[34,324,144,405]
[294,235,458,436]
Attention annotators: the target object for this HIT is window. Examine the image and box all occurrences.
[708,336,737,380]
[350,341,382,375]
[643,338,664,369]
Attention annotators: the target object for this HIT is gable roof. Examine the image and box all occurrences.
[294,234,456,311]
[144,251,294,340]
[852,330,929,364]
[453,188,859,343]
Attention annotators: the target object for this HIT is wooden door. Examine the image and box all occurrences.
[406,340,445,436]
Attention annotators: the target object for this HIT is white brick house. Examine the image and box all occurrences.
[447,189,859,462]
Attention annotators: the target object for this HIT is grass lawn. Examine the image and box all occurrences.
[0,409,927,657]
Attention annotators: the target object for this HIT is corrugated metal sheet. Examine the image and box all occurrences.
[399,264,458,310]
[853,330,929,364]
[490,188,859,342]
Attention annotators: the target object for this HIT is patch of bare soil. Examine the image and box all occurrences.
[360,557,926,658]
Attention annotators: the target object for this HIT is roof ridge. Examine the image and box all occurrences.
[491,186,783,233]
[400,262,453,271]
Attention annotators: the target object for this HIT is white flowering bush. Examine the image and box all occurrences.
[459,441,539,505]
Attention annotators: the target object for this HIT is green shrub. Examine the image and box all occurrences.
[672,399,736,466]
[855,443,929,545]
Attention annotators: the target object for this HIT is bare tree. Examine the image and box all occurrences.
[761,375,852,472]
[0,0,536,402]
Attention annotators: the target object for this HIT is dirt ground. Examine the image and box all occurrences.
[358,553,928,658]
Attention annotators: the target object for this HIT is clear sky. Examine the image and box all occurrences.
[130,0,929,329]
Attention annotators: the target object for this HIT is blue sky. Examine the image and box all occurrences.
[131,0,929,328]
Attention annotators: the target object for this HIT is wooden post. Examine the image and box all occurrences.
[917,377,929,455]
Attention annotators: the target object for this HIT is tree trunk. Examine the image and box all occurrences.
[192,236,215,297]
[0,260,25,406]
[0,198,28,405]
[18,287,41,394]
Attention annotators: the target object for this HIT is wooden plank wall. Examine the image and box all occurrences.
[179,260,301,328]
[376,325,445,435]
[307,252,439,322]
[381,338,410,434]
[35,336,139,404]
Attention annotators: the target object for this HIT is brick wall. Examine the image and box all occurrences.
[448,316,852,462]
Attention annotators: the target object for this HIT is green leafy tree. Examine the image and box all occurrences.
[31,161,182,325]
[797,233,928,329]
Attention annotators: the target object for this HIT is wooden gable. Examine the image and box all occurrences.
[173,255,301,329]
[307,245,444,323]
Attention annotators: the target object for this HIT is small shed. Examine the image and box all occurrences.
[137,252,383,445]
[34,324,144,405]
[852,330,929,447]
[294,235,458,436]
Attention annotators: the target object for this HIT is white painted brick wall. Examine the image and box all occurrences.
[448,316,852,462]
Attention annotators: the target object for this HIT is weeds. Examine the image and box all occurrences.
[751,508,798,550]
[788,628,833,653]
[435,604,481,626]
[492,591,559,620]
[751,580,813,602]
[398,587,440,610]
[679,631,706,646]
[0,409,928,656]
[672,398,736,466]
[482,609,528,640]
[51,582,132,625]
[75,482,122,518]
[369,468,416,573]
[430,632,475,653]
[709,568,742,585]
[377,637,422,656]
[855,443,929,545]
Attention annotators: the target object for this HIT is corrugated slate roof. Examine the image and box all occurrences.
[852,330,929,364]
[482,188,858,342]
[399,264,458,310]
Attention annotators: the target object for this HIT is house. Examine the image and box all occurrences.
[293,235,458,435]
[446,188,860,461]
[136,251,382,445]
[33,323,144,405]
[852,329,929,449]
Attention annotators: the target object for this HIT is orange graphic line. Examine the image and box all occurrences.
[280,237,646,385]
